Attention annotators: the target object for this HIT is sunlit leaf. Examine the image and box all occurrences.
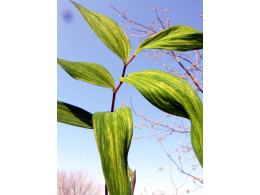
[70,0,131,64]
[135,25,203,54]
[57,101,93,129]
[93,107,133,195]
[57,58,115,90]
[119,70,203,167]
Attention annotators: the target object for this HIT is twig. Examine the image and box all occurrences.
[154,8,166,30]
[158,140,203,184]
[111,5,156,33]
[170,50,203,93]
[130,96,190,134]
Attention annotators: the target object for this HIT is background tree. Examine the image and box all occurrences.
[57,170,102,195]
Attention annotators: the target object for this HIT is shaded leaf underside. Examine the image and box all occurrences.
[57,101,93,129]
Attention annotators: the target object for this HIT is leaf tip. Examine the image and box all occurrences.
[57,58,61,63]
[69,0,76,5]
[69,0,83,10]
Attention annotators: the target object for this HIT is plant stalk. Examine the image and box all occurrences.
[111,54,136,112]
[107,54,136,194]
[105,185,108,195]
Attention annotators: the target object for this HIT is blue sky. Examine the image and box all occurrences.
[57,0,203,194]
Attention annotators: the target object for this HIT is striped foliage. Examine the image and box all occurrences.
[135,25,203,54]
[70,1,131,64]
[128,167,134,185]
[57,58,115,90]
[93,107,133,195]
[57,101,93,129]
[119,70,203,167]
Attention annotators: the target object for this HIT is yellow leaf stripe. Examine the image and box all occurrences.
[93,107,133,195]
[119,70,203,167]
[57,58,115,90]
[57,101,93,129]
[71,1,131,64]
[135,25,203,54]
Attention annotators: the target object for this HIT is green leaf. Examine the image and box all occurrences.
[57,101,93,129]
[93,107,133,195]
[128,166,134,184]
[70,1,131,64]
[119,70,203,167]
[135,25,203,54]
[128,167,136,195]
[120,71,189,119]
[57,58,115,90]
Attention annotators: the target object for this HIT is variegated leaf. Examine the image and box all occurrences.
[70,0,131,64]
[93,107,133,195]
[57,58,115,90]
[57,101,93,129]
[119,70,203,167]
[135,25,203,54]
